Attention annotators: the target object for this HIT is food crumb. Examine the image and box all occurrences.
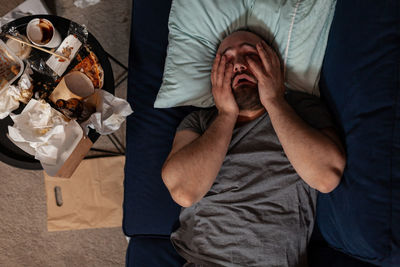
[10,65,20,75]
[62,46,73,58]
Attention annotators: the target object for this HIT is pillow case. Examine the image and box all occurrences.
[154,0,336,108]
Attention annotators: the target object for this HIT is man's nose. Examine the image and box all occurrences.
[233,57,247,73]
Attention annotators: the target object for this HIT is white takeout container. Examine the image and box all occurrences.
[0,39,24,91]
[5,35,32,60]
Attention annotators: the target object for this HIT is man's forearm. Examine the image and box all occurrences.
[162,112,237,207]
[264,98,345,193]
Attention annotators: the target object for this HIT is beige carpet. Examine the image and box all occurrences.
[0,0,24,17]
[0,161,127,266]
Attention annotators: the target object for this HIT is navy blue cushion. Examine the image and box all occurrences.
[309,224,379,267]
[316,0,400,265]
[126,236,185,267]
[123,0,196,236]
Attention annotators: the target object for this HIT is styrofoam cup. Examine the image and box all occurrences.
[26,18,61,48]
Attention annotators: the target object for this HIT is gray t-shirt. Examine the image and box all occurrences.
[171,91,334,267]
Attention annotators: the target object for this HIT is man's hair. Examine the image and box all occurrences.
[230,28,269,44]
[217,28,276,55]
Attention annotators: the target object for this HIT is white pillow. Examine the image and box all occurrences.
[155,0,336,108]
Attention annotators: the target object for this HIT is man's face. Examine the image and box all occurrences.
[217,31,265,111]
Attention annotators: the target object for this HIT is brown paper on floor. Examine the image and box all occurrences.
[44,156,125,231]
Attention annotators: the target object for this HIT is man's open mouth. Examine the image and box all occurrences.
[232,73,257,88]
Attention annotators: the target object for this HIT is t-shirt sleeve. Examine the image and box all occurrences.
[176,110,204,134]
[285,90,335,129]
[176,108,217,134]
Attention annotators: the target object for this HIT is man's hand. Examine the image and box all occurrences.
[246,41,344,193]
[246,41,285,108]
[211,54,238,117]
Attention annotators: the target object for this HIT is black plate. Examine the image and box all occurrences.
[0,15,114,170]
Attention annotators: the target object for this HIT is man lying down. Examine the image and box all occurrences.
[161,30,346,267]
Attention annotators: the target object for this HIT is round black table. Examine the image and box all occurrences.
[0,15,115,170]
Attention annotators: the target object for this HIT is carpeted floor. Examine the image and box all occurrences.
[0,0,131,266]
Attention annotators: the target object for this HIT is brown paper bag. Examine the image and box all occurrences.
[44,156,125,231]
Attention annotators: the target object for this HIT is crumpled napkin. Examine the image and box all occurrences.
[8,99,71,165]
[0,66,33,119]
[0,85,20,119]
[74,0,100,8]
[17,69,34,104]
[81,90,133,135]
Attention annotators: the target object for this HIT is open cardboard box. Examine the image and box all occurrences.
[44,71,95,178]
[42,129,93,178]
[8,71,99,178]
[8,98,94,178]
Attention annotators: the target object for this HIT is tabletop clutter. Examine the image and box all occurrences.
[0,17,133,177]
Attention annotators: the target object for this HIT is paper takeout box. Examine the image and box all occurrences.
[42,129,93,178]
[7,98,94,178]
[43,71,95,178]
[8,71,98,178]
[0,39,24,91]
[45,75,95,178]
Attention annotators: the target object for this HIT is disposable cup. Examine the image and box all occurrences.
[26,18,61,48]
[49,71,94,103]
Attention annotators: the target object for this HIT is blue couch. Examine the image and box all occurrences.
[315,0,400,266]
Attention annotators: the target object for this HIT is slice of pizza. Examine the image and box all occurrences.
[71,51,104,89]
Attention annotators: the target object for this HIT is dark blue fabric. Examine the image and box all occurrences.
[126,236,185,267]
[317,0,400,266]
[123,0,196,236]
[309,224,379,267]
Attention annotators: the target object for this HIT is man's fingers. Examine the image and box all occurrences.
[256,42,272,74]
[261,41,274,66]
[262,40,281,70]
[211,53,221,84]
[223,63,233,90]
[246,56,264,79]
[216,55,226,88]
[261,40,271,54]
